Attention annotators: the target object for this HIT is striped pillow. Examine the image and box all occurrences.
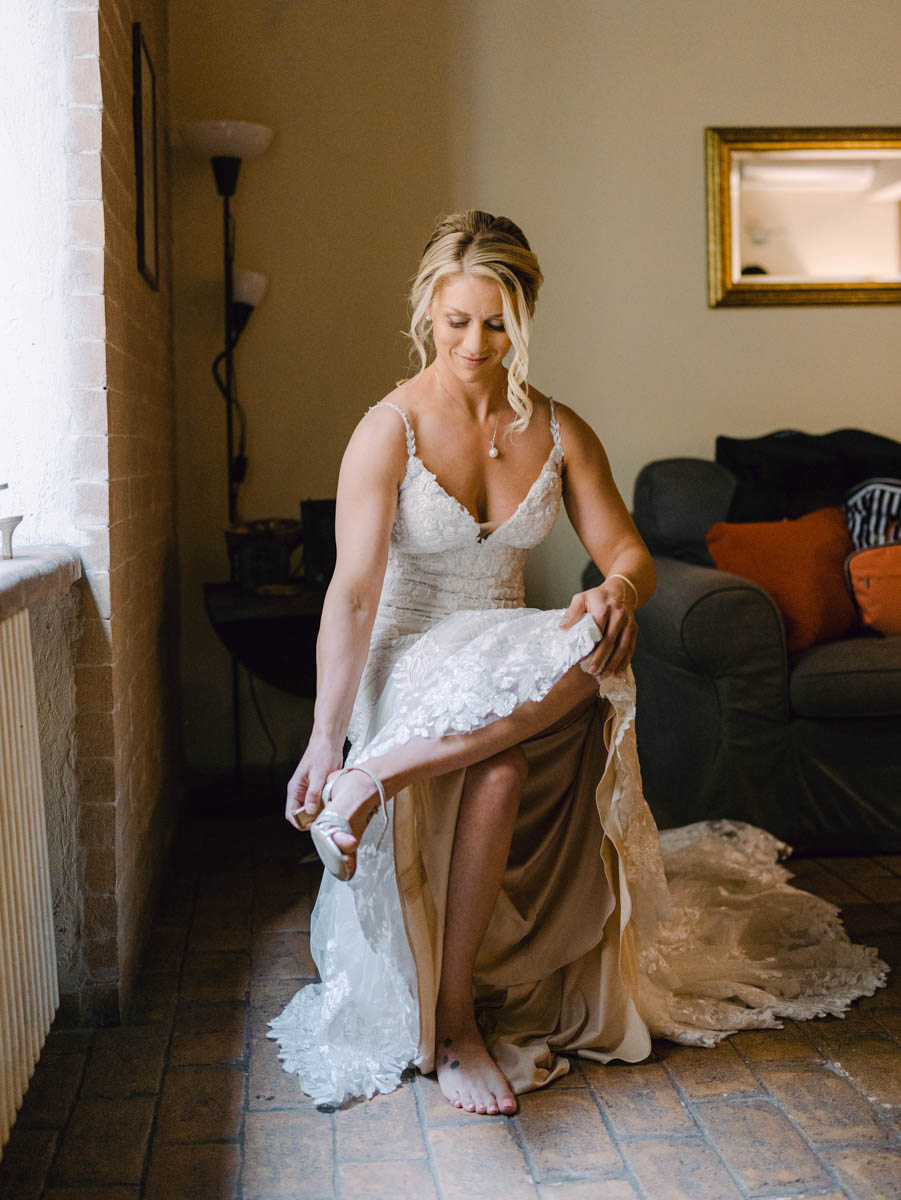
[844,478,901,551]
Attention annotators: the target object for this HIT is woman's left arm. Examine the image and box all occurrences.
[555,403,656,678]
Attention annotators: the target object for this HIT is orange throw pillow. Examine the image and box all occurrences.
[705,506,857,654]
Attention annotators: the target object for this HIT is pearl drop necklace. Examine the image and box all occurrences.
[434,367,504,461]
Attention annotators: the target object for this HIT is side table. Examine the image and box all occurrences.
[202,580,325,813]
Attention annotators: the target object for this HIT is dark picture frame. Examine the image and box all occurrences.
[132,22,159,291]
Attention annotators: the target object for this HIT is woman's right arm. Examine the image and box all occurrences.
[285,407,407,828]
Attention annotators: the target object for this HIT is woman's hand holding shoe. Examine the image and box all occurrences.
[285,734,344,831]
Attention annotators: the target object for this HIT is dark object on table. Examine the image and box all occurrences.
[584,432,901,853]
[225,518,303,594]
[301,498,337,587]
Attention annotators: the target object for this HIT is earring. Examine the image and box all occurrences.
[424,313,432,323]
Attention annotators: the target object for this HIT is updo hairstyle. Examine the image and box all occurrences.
[406,210,543,432]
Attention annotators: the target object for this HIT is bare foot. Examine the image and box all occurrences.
[318,769,384,867]
[435,1021,516,1116]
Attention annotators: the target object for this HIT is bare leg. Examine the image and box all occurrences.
[435,747,526,1116]
[320,661,598,859]
[315,664,599,1114]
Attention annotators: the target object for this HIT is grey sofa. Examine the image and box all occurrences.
[583,457,901,853]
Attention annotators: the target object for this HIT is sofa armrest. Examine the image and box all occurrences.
[636,556,790,720]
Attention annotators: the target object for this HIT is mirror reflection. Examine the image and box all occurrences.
[734,149,901,283]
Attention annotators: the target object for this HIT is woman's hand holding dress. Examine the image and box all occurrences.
[559,580,638,677]
[552,404,653,679]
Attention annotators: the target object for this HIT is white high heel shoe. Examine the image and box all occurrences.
[308,765,388,882]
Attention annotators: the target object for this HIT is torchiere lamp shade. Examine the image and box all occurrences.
[180,119,273,159]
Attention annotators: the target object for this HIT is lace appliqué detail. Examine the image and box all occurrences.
[637,820,889,1044]
[266,833,419,1106]
[361,608,599,760]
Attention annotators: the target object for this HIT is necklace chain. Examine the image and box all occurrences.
[433,367,505,460]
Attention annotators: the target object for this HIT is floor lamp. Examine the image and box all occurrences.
[180,119,274,527]
[181,119,274,800]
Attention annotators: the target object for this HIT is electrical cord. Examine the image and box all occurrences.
[247,671,280,803]
[212,350,249,481]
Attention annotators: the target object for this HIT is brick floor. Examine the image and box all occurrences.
[2,816,901,1200]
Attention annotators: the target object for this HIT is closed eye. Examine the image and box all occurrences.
[448,319,505,331]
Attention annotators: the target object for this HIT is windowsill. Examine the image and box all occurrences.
[0,546,83,624]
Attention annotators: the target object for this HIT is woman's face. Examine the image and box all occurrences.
[428,273,513,382]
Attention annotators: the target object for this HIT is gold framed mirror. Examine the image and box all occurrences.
[706,126,901,306]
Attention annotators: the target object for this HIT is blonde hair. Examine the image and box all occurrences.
[405,210,543,432]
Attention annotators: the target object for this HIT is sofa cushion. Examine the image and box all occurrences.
[790,634,901,717]
[705,507,857,654]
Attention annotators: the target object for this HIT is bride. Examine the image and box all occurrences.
[269,209,888,1116]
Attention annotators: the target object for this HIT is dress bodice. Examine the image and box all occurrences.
[346,399,565,751]
[375,400,564,617]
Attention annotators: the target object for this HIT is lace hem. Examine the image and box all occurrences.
[359,608,601,761]
[267,983,418,1108]
[636,819,890,1044]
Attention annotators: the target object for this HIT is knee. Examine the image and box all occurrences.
[468,746,527,804]
[566,660,603,700]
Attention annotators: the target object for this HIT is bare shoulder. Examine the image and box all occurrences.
[551,400,608,465]
[343,394,411,486]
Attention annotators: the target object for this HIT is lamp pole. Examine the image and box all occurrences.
[210,154,244,791]
[224,190,236,525]
[180,122,273,810]
[211,155,242,527]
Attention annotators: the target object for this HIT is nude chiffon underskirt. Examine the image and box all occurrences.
[396,696,652,1093]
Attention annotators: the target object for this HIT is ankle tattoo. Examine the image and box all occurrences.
[440,1036,459,1069]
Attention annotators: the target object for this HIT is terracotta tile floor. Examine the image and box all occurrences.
[2,816,901,1200]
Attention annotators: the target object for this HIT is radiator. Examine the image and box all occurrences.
[0,607,58,1152]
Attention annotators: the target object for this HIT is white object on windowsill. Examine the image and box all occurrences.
[0,488,23,559]
[0,515,23,560]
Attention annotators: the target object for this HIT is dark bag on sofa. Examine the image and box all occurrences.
[716,429,901,522]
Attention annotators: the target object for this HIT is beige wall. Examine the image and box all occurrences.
[170,0,901,772]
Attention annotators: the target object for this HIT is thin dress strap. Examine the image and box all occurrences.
[370,400,417,457]
[548,398,563,456]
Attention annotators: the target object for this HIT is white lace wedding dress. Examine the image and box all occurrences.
[268,400,889,1108]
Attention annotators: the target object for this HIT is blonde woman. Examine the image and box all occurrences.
[269,211,887,1115]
